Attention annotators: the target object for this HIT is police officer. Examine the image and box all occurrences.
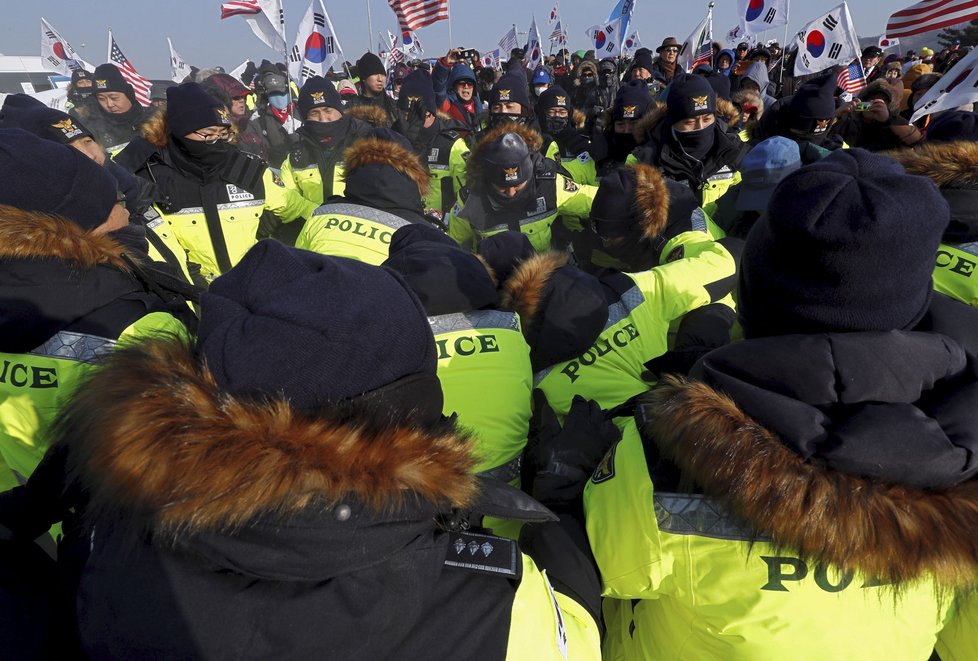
[0,129,196,493]
[384,225,532,492]
[448,126,596,252]
[55,240,602,659]
[630,74,749,208]
[295,131,433,265]
[85,63,157,155]
[66,69,98,120]
[535,86,597,185]
[278,75,374,245]
[483,71,538,132]
[584,149,978,660]
[0,94,199,289]
[118,82,316,281]
[394,69,470,222]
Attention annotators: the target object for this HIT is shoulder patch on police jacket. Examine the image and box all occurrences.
[591,443,618,484]
[444,531,521,580]
[563,178,579,193]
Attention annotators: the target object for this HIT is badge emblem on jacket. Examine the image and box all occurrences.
[226,184,255,202]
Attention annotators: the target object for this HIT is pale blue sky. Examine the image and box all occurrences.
[2,1,925,78]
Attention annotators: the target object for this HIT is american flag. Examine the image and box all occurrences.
[220,0,261,19]
[108,34,152,106]
[548,21,566,44]
[690,42,713,71]
[387,0,449,31]
[836,60,867,95]
[886,0,978,40]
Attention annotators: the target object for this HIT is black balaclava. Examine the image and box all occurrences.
[172,135,232,171]
[302,114,352,144]
[671,124,716,160]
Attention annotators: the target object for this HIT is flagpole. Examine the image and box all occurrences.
[779,0,790,87]
[447,0,454,48]
[366,0,375,53]
[107,28,112,63]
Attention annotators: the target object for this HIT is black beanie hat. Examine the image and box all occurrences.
[397,69,438,115]
[482,131,534,188]
[198,240,439,412]
[297,75,343,119]
[0,128,116,231]
[632,51,655,74]
[490,73,532,112]
[666,74,718,126]
[384,233,498,316]
[739,148,950,338]
[477,232,535,284]
[166,82,233,137]
[357,52,387,79]
[0,94,93,144]
[71,69,93,84]
[926,110,978,144]
[93,63,134,97]
[536,85,573,116]
[789,73,837,120]
[590,167,638,225]
[389,223,457,255]
[613,80,653,121]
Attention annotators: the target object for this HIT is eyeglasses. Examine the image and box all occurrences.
[192,130,231,143]
[662,47,679,54]
[456,81,475,88]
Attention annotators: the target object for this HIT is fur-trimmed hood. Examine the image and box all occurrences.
[641,332,978,588]
[629,163,671,240]
[63,336,478,539]
[139,111,240,148]
[343,136,431,197]
[887,140,978,189]
[731,88,765,121]
[573,61,599,87]
[467,122,545,188]
[345,104,391,128]
[715,98,742,127]
[0,205,127,269]
[501,251,568,334]
[632,101,667,143]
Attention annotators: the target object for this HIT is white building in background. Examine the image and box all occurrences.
[0,55,69,94]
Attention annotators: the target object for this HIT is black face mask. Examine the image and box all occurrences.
[108,222,149,257]
[173,135,232,170]
[488,112,528,129]
[544,115,570,135]
[70,88,93,101]
[303,114,350,144]
[672,125,715,160]
[487,179,535,208]
[609,132,637,162]
[581,76,597,86]
[599,73,615,87]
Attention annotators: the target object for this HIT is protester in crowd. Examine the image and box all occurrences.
[570,59,601,124]
[737,60,777,109]
[630,75,749,207]
[296,131,433,264]
[350,52,399,127]
[861,45,886,83]
[651,40,681,88]
[433,49,483,135]
[202,72,265,160]
[84,63,157,155]
[252,60,298,167]
[832,80,922,151]
[585,148,978,660]
[715,49,735,76]
[393,69,471,221]
[530,67,552,103]
[117,82,316,280]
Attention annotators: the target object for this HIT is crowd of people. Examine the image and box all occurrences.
[0,30,977,659]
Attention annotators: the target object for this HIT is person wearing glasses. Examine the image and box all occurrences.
[651,38,683,88]
[117,83,317,281]
[434,49,484,136]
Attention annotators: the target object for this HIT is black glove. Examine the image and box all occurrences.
[524,393,622,507]
[401,99,428,151]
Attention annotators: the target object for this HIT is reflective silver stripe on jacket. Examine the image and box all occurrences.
[28,331,117,365]
[428,310,520,336]
[478,455,523,483]
[166,200,266,215]
[690,208,708,233]
[956,241,978,258]
[313,203,411,230]
[481,209,555,235]
[654,492,769,542]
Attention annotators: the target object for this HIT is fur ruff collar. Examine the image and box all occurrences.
[0,205,127,269]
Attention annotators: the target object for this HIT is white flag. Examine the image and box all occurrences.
[738,0,789,35]
[793,3,861,77]
[40,17,90,76]
[499,26,519,54]
[548,3,559,25]
[623,32,642,55]
[230,60,253,84]
[681,7,714,73]
[402,30,424,58]
[225,0,287,53]
[524,16,543,70]
[288,0,341,85]
[911,46,978,122]
[482,49,501,69]
[586,19,622,58]
[167,38,193,83]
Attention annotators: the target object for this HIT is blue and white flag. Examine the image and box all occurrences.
[606,0,635,45]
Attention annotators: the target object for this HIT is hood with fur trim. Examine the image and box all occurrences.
[63,336,479,539]
[731,88,765,122]
[631,102,667,143]
[0,205,127,270]
[466,122,545,191]
[642,369,978,588]
[345,104,391,128]
[139,112,240,149]
[573,61,599,87]
[629,163,671,240]
[887,141,978,242]
[343,136,431,198]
